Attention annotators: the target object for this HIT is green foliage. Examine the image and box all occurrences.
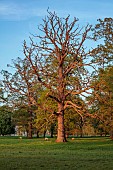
[0,106,15,135]
[93,18,113,67]
[13,106,29,133]
[0,84,7,103]
[35,89,57,136]
[88,66,113,136]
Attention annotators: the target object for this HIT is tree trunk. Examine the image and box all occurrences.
[80,117,84,138]
[50,125,54,138]
[51,131,53,138]
[110,130,113,140]
[80,127,83,138]
[37,131,39,138]
[28,122,32,139]
[43,130,46,138]
[56,103,67,142]
[27,107,33,139]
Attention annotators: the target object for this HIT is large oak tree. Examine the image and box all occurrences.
[24,11,97,142]
[24,11,99,142]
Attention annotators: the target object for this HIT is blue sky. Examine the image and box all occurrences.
[0,0,113,71]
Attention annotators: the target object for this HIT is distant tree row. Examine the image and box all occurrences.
[0,12,113,142]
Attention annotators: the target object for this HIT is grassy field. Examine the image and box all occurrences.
[0,136,113,170]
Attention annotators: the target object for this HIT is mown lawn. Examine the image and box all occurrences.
[0,136,113,170]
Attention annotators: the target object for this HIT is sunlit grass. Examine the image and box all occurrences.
[0,136,113,169]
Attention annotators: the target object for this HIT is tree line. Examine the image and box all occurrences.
[0,11,113,142]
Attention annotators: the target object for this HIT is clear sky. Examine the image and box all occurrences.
[0,0,113,71]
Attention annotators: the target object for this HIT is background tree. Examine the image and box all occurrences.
[34,89,57,138]
[93,18,113,68]
[86,18,113,137]
[0,105,15,136]
[0,80,7,104]
[24,11,98,142]
[13,105,34,137]
[1,58,38,138]
[87,66,113,138]
[64,95,89,137]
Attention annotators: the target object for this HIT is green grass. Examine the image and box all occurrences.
[0,136,113,170]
